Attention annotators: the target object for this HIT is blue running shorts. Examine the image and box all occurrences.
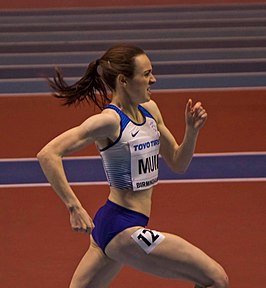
[92,199,149,254]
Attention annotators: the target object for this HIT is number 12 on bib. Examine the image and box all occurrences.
[131,228,165,254]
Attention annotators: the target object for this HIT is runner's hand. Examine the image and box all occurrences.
[69,206,95,234]
[185,99,207,131]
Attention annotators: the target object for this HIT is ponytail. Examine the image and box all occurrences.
[48,59,110,110]
[49,44,145,110]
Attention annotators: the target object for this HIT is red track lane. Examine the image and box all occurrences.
[1,89,265,158]
[1,182,265,288]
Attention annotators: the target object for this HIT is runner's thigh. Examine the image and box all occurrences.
[105,227,225,286]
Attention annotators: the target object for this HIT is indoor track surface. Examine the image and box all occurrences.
[1,1,266,288]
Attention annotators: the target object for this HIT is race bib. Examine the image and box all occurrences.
[129,137,160,191]
[131,228,165,254]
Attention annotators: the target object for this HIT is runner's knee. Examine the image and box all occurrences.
[211,266,229,288]
[69,275,89,288]
[70,277,100,288]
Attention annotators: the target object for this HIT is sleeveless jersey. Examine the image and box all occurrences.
[99,104,160,191]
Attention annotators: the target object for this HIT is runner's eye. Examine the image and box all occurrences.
[144,70,152,77]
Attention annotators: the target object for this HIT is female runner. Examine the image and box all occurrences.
[37,44,229,288]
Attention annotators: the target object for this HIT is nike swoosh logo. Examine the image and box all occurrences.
[131,131,139,137]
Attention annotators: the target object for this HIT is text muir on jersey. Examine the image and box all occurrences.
[138,154,159,175]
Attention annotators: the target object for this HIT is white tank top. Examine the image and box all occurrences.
[99,104,160,191]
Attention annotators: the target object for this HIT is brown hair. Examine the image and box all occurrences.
[49,44,145,110]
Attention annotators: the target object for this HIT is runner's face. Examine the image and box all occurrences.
[125,54,156,103]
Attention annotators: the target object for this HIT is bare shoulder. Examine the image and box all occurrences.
[101,106,120,121]
[141,100,163,124]
[141,99,159,111]
[80,108,120,140]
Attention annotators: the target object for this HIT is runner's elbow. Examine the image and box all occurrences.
[171,163,188,174]
[37,146,56,162]
[37,148,48,163]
